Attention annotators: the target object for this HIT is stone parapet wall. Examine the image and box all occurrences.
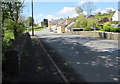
[67,31,120,41]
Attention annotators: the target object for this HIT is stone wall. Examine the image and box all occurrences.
[3,32,31,80]
[67,31,120,41]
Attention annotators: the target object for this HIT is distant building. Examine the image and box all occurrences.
[38,19,48,27]
[85,15,94,19]
[112,9,120,21]
[102,17,109,22]
[48,17,74,33]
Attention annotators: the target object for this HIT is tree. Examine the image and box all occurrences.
[97,12,101,15]
[86,18,98,28]
[26,16,34,27]
[1,0,25,39]
[82,2,95,15]
[74,15,87,28]
[75,7,83,15]
[106,9,113,14]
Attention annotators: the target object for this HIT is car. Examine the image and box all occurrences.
[53,29,57,33]
[49,28,53,32]
[112,24,120,28]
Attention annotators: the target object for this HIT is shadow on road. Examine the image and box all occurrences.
[38,35,119,82]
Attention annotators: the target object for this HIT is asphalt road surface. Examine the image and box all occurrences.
[29,28,119,82]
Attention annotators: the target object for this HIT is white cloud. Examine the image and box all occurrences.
[36,14,43,18]
[57,7,75,15]
[71,13,79,17]
[45,15,59,21]
[93,8,116,14]
[37,14,43,17]
[56,6,88,18]
[24,0,119,2]
[77,1,87,5]
[106,8,115,11]
[93,9,106,14]
[83,11,87,15]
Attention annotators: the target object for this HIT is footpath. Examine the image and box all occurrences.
[17,36,63,82]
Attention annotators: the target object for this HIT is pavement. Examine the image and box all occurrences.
[29,28,119,82]
[17,36,64,82]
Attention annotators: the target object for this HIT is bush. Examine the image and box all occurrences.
[2,30,14,53]
[111,21,119,24]
[100,24,120,32]
[37,26,43,28]
[74,15,87,28]
[4,19,26,36]
[86,18,98,28]
[101,24,114,32]
[74,21,80,28]
[98,24,103,29]
[83,28,93,31]
[114,27,120,32]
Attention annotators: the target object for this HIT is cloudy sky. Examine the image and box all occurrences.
[22,0,119,23]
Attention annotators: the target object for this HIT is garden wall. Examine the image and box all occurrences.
[3,32,31,81]
[67,31,120,41]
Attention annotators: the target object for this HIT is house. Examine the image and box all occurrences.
[102,17,109,22]
[48,17,74,33]
[112,9,120,22]
[38,19,48,27]
[38,21,44,27]
[65,22,75,32]
[85,15,94,19]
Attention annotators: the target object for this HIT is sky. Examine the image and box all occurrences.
[21,0,119,23]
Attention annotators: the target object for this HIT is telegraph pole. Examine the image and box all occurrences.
[32,0,34,36]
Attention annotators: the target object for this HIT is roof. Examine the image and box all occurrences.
[66,22,75,28]
[85,15,94,18]
[50,18,66,25]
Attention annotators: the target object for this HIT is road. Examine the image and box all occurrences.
[29,28,119,82]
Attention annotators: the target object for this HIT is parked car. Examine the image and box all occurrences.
[112,24,120,28]
[49,28,53,32]
[53,29,57,33]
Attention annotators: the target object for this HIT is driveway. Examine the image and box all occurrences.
[29,28,119,82]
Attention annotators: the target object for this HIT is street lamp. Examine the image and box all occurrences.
[31,0,34,36]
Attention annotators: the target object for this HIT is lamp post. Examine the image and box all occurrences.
[31,0,34,36]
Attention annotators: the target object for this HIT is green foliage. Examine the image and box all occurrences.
[2,30,14,52]
[26,17,34,27]
[113,27,120,32]
[95,13,113,18]
[102,24,114,32]
[74,21,80,28]
[75,7,83,15]
[4,19,26,35]
[86,18,98,28]
[99,24,120,32]
[97,12,101,15]
[74,15,98,29]
[111,21,119,24]
[83,28,93,31]
[2,0,25,39]
[98,24,103,29]
[74,15,87,28]
[26,26,45,31]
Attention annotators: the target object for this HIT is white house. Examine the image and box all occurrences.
[112,9,120,21]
